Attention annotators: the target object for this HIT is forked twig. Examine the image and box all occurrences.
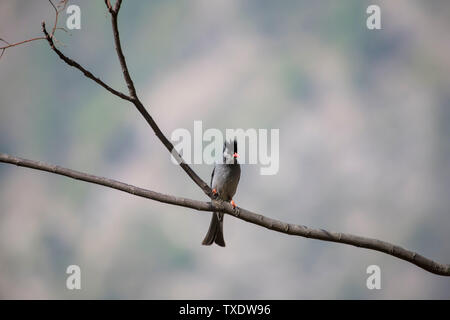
[0,0,68,59]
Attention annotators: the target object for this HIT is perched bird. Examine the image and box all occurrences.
[202,139,241,247]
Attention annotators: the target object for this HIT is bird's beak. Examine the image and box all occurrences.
[233,152,239,158]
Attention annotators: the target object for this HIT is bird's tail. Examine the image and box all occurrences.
[202,212,225,247]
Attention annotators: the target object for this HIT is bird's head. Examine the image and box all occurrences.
[223,139,239,164]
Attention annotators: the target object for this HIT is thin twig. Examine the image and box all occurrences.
[1,152,449,277]
[0,37,46,50]
[0,0,67,60]
[48,0,59,35]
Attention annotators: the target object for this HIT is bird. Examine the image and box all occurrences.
[202,139,241,247]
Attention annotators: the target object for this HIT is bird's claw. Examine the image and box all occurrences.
[230,200,237,208]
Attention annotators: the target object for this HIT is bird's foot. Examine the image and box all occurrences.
[230,199,237,208]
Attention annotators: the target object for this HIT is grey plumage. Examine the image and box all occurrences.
[202,139,241,247]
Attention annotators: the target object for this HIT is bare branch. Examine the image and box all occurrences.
[103,1,214,197]
[41,22,133,102]
[104,0,113,13]
[1,152,449,277]
[0,153,206,211]
[0,37,46,56]
[0,38,11,45]
[3,1,449,281]
[108,1,136,99]
[114,0,122,13]
[40,12,213,197]
[48,0,59,35]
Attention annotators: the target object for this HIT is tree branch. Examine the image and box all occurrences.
[104,0,213,198]
[41,22,133,102]
[1,152,449,277]
[3,1,449,279]
[40,0,203,185]
[108,0,136,99]
[38,2,213,198]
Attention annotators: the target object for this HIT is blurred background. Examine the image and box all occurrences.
[1,0,450,299]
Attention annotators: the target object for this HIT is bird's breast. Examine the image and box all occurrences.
[212,164,241,201]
